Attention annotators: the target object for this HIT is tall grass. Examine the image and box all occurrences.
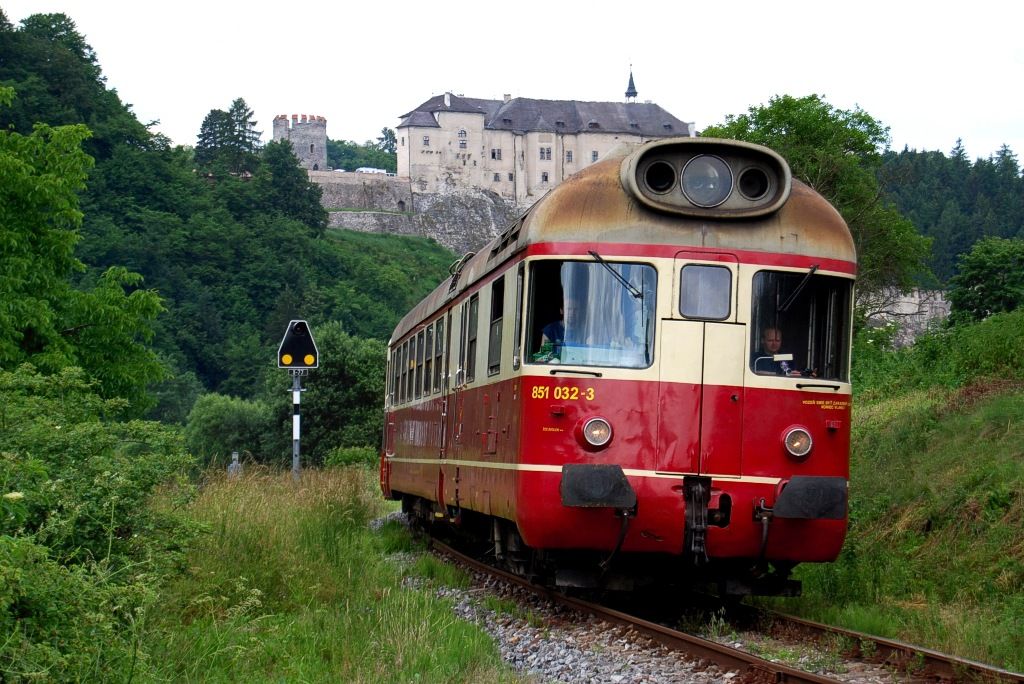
[142,467,517,682]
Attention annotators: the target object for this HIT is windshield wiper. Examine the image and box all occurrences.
[589,250,643,298]
[778,264,819,313]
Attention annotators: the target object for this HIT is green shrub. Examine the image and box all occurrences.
[185,392,273,467]
[0,364,197,680]
[323,445,377,468]
[0,535,145,680]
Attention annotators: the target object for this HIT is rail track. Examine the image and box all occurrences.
[427,538,1024,683]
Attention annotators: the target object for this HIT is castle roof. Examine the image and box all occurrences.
[398,92,691,137]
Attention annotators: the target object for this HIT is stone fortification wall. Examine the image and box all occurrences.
[310,171,413,212]
[326,186,518,254]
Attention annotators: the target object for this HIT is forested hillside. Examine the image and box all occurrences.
[0,11,455,423]
[881,142,1024,282]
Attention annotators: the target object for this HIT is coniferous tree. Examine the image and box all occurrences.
[194,108,233,167]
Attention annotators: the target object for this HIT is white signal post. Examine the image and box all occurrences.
[291,370,304,480]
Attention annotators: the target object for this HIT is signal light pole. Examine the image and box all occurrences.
[277,320,319,480]
[290,370,305,480]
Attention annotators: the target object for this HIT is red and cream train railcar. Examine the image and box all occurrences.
[380,138,855,594]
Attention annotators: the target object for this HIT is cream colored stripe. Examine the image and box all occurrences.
[386,457,782,485]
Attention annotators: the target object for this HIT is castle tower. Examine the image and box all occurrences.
[625,68,638,103]
[272,113,328,171]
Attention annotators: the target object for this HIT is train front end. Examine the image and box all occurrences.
[510,139,855,594]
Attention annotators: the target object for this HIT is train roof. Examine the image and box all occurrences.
[391,138,855,345]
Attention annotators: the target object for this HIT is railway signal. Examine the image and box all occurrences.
[277,320,318,479]
[277,319,319,369]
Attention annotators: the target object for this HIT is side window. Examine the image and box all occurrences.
[399,341,408,403]
[424,326,434,396]
[488,276,505,375]
[406,339,415,400]
[433,317,445,392]
[466,294,479,382]
[414,330,424,399]
[679,264,732,320]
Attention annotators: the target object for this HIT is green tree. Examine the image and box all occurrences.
[0,87,164,411]
[947,236,1024,323]
[0,86,91,368]
[702,94,932,313]
[194,107,233,166]
[327,137,397,173]
[377,126,397,154]
[254,139,327,234]
[194,97,261,173]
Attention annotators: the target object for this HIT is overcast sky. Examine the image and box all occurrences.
[5,0,1023,162]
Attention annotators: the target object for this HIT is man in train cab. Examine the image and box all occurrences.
[541,305,565,353]
[752,327,802,376]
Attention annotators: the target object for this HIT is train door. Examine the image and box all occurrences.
[656,254,745,477]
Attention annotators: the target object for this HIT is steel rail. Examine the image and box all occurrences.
[758,609,1024,684]
[430,539,838,683]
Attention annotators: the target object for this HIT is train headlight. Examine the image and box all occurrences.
[581,417,613,448]
[681,155,732,207]
[784,427,813,459]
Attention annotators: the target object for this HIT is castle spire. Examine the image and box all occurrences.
[625,67,638,103]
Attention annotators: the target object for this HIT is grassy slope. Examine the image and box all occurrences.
[776,380,1024,670]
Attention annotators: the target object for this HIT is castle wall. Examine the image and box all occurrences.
[309,170,412,212]
[324,186,517,254]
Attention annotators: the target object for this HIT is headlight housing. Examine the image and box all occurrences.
[581,417,613,448]
[784,427,813,459]
[681,154,732,207]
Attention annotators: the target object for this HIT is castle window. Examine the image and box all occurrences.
[556,120,565,128]
[490,148,502,160]
[502,117,512,125]
[422,136,430,146]
[458,129,467,138]
[494,173,500,182]
[458,129,467,149]
[566,150,573,163]
[541,172,549,183]
[459,140,467,149]
[629,121,639,129]
[540,147,551,161]
[508,173,513,181]
[588,120,600,129]
[401,136,405,146]
[591,150,599,163]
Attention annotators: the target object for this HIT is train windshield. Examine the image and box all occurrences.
[750,270,853,381]
[527,260,656,369]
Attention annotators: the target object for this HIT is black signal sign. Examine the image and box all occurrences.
[278,320,319,369]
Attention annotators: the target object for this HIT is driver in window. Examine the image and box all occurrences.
[752,327,804,376]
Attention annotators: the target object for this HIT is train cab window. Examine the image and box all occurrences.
[526,260,656,369]
[679,264,731,320]
[488,276,505,375]
[750,270,852,381]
